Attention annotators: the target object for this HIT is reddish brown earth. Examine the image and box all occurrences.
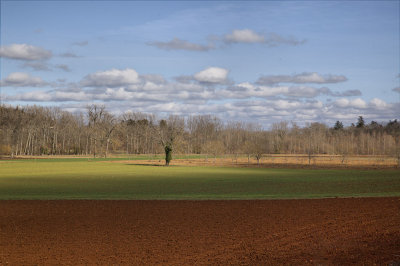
[1,198,399,265]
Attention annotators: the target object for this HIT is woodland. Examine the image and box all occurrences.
[1,105,399,165]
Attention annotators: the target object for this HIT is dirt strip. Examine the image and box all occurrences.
[1,198,399,265]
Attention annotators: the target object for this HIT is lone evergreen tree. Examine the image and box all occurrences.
[158,116,184,166]
[356,116,365,128]
[165,144,172,166]
[333,120,344,130]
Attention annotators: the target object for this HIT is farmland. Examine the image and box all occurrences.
[1,158,399,264]
[0,158,399,199]
[1,198,399,265]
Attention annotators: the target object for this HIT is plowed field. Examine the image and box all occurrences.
[1,198,399,265]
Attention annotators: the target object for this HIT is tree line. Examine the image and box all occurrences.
[0,104,399,166]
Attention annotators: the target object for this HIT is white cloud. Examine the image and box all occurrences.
[224,29,265,43]
[334,98,367,109]
[236,82,255,90]
[81,68,140,87]
[258,86,289,97]
[7,90,52,101]
[140,74,166,84]
[172,82,206,92]
[0,72,48,87]
[142,81,164,91]
[224,29,305,46]
[102,88,134,101]
[334,98,350,108]
[4,86,397,127]
[0,44,52,60]
[351,98,367,109]
[273,99,302,110]
[194,67,229,83]
[369,98,388,109]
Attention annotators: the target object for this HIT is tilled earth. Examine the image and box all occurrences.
[0,198,399,265]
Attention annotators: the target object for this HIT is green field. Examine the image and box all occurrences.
[0,159,399,199]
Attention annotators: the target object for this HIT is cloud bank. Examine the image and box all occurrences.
[2,67,397,126]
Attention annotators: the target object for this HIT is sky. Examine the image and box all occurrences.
[1,0,399,128]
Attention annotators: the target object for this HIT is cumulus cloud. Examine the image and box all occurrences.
[148,38,213,51]
[334,98,350,108]
[0,44,52,60]
[0,72,48,87]
[81,68,140,87]
[334,98,367,109]
[257,72,348,85]
[194,67,229,83]
[351,98,368,109]
[369,98,388,109]
[224,29,305,46]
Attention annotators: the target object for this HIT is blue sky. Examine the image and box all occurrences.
[1,1,399,127]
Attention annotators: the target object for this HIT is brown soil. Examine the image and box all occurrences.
[1,198,399,265]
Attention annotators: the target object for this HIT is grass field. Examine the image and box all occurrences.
[0,159,399,199]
